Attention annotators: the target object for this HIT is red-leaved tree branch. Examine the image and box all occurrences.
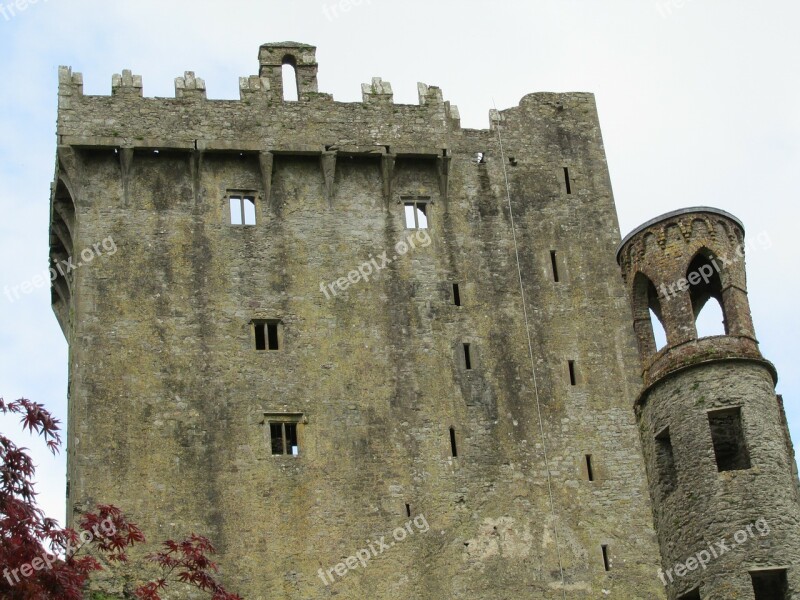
[0,397,242,600]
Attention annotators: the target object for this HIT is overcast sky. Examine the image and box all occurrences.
[1,0,797,525]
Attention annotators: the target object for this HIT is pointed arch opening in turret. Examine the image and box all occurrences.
[632,272,668,355]
[687,249,728,338]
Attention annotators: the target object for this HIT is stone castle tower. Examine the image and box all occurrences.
[48,42,798,599]
[617,209,800,599]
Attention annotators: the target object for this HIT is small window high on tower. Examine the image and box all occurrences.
[403,198,429,229]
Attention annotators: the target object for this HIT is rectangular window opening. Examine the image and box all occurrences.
[243,197,256,225]
[229,194,256,226]
[678,589,702,600]
[285,423,298,456]
[601,545,610,571]
[751,569,789,600]
[452,283,461,306]
[254,320,281,351]
[229,198,240,224]
[568,360,577,386]
[563,167,572,194]
[463,344,472,370]
[403,198,429,229]
[708,407,751,472]
[550,250,560,282]
[267,322,279,350]
[254,323,267,351]
[450,427,458,458]
[585,454,594,481]
[269,423,284,455]
[655,427,678,494]
[269,421,299,456]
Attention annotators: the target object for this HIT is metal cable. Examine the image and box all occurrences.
[493,101,568,598]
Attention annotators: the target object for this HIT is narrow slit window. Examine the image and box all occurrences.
[403,198,429,229]
[229,194,256,226]
[405,503,411,518]
[655,427,678,494]
[550,250,560,282]
[751,569,789,600]
[601,545,610,571]
[452,283,461,306]
[563,167,572,194]
[708,407,751,472]
[585,454,594,481]
[463,344,472,370]
[568,360,577,386]
[450,427,458,458]
[269,422,299,456]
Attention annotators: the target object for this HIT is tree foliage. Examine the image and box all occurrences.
[0,397,241,600]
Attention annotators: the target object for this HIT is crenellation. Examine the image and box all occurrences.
[238,74,271,100]
[446,102,461,129]
[57,66,83,111]
[111,69,143,97]
[417,82,444,106]
[362,77,393,103]
[174,71,207,100]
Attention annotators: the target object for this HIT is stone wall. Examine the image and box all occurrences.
[51,42,665,598]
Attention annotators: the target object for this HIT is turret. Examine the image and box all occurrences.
[618,207,800,600]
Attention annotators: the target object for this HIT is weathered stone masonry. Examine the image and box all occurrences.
[618,208,800,599]
[50,41,798,599]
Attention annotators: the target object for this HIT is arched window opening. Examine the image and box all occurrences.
[695,297,726,338]
[281,55,299,101]
[632,272,668,355]
[687,251,728,337]
[650,308,668,351]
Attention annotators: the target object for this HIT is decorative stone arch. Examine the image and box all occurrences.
[685,247,729,336]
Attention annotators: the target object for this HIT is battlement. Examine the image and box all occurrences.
[58,62,459,109]
[56,40,460,117]
[56,41,605,153]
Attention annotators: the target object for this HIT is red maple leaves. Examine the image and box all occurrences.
[0,397,242,600]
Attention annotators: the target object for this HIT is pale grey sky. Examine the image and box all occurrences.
[1,0,797,525]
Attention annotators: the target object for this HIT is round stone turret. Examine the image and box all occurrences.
[618,207,800,600]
